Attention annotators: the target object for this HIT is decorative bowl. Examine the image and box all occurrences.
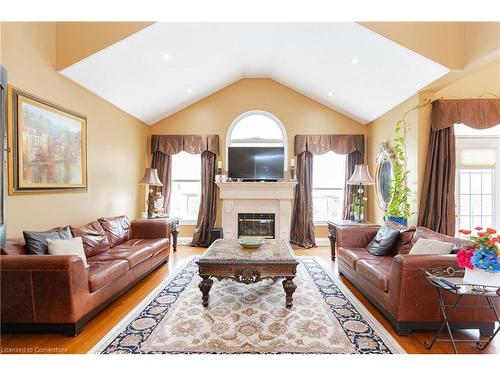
[238,237,265,249]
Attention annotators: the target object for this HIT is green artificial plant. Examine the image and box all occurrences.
[386,119,413,219]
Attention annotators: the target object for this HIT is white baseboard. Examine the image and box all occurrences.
[315,237,330,246]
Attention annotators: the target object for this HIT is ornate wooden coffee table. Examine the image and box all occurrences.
[196,239,299,308]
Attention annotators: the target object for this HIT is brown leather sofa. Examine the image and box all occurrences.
[336,224,499,336]
[1,216,171,336]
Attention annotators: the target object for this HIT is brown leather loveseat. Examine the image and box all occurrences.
[336,223,499,336]
[1,215,171,336]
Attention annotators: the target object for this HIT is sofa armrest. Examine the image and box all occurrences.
[0,255,89,323]
[388,254,459,320]
[336,226,380,248]
[131,219,171,239]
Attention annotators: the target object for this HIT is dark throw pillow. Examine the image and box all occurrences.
[366,223,401,256]
[23,226,73,255]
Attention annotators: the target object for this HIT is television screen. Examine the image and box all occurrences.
[228,147,284,180]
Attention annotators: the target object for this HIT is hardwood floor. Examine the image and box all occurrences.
[0,245,498,354]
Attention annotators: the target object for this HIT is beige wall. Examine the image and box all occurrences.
[150,78,367,237]
[3,22,149,237]
[367,58,500,225]
[56,22,153,70]
[367,95,419,225]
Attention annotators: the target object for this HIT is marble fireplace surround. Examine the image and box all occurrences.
[216,182,298,241]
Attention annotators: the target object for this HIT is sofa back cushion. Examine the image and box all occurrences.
[71,221,110,258]
[366,223,401,256]
[98,216,131,248]
[1,239,28,255]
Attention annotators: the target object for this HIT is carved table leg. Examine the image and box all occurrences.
[282,277,297,308]
[328,224,337,261]
[171,224,179,252]
[198,276,213,307]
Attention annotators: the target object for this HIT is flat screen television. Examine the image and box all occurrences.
[228,147,284,181]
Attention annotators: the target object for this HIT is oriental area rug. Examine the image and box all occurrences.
[91,257,405,354]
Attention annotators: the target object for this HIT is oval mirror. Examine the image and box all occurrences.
[375,142,395,211]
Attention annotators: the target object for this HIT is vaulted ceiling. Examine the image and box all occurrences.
[60,22,450,125]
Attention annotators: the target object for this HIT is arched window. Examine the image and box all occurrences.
[226,110,287,170]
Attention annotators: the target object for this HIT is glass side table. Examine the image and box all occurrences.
[421,266,500,354]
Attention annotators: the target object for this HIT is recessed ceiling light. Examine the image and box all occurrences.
[162,53,170,61]
[351,58,358,65]
[187,88,192,93]
[328,91,334,97]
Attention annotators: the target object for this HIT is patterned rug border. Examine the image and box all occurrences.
[89,256,405,354]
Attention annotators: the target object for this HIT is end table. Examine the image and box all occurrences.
[327,219,379,261]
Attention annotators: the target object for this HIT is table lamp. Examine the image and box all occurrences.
[139,168,163,219]
[347,164,374,222]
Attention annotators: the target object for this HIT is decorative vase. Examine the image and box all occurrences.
[387,216,407,226]
[463,268,500,288]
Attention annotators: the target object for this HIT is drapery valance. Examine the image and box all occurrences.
[151,134,220,156]
[294,134,364,156]
[431,99,500,131]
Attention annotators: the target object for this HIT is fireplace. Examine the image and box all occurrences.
[238,213,275,239]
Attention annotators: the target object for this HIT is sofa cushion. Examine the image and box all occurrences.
[87,259,129,292]
[47,237,89,268]
[89,245,154,268]
[337,247,381,268]
[120,238,170,256]
[408,238,455,255]
[23,226,73,255]
[71,221,111,258]
[98,216,131,248]
[385,222,416,255]
[355,258,392,292]
[366,223,400,256]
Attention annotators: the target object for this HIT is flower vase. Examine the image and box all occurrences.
[463,268,500,288]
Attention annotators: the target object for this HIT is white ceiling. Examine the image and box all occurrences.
[61,22,449,125]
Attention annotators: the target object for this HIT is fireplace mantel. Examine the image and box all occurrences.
[216,181,297,241]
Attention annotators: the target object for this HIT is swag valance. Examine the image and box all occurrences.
[151,134,220,156]
[431,98,500,131]
[294,134,364,155]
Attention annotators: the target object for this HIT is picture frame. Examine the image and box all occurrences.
[7,87,87,194]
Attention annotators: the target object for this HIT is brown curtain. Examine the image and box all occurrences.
[291,134,365,248]
[418,127,456,235]
[151,151,172,213]
[343,151,365,220]
[418,98,499,235]
[290,151,315,248]
[150,133,219,220]
[191,151,217,247]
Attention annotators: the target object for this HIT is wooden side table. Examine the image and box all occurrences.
[327,219,379,261]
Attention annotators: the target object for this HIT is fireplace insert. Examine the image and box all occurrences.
[238,213,275,239]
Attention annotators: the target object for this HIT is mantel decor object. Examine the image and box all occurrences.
[347,164,374,223]
[139,168,163,219]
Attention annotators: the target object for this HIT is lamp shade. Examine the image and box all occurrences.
[347,164,374,185]
[138,168,163,186]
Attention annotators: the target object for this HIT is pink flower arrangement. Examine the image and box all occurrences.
[456,227,500,273]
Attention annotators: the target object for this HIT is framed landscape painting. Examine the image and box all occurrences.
[8,87,87,194]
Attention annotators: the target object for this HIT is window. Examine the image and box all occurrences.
[455,124,500,232]
[312,152,346,222]
[170,152,201,223]
[227,110,287,169]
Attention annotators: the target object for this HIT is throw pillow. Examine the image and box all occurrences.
[23,226,73,255]
[408,238,454,255]
[46,237,89,268]
[366,223,401,256]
